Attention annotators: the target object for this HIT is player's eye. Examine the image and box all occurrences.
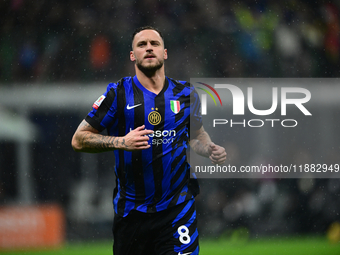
[151,41,160,46]
[137,42,147,47]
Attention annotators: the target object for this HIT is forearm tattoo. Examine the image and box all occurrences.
[121,138,128,149]
[81,133,118,152]
[77,121,124,152]
[190,131,211,157]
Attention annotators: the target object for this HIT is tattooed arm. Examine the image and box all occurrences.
[189,126,212,158]
[190,126,227,165]
[71,120,153,153]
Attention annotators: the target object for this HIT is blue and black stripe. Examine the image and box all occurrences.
[85,76,202,217]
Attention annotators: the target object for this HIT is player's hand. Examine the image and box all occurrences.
[121,125,153,151]
[208,142,227,165]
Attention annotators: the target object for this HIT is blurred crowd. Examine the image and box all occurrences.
[1,0,340,84]
[1,0,340,240]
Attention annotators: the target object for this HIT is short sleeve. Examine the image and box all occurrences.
[189,87,203,132]
[85,83,118,132]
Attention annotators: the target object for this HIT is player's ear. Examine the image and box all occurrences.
[130,51,135,61]
[164,49,168,60]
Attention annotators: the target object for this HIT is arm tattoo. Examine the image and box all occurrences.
[81,134,121,152]
[121,138,128,149]
[78,131,121,153]
[73,120,123,153]
[190,131,211,157]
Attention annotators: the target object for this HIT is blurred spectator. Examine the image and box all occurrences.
[90,35,110,70]
[1,0,340,83]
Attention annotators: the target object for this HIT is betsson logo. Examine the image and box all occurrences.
[130,128,176,146]
[149,129,176,146]
[196,83,312,128]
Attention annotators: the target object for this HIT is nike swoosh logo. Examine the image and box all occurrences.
[178,252,192,255]
[126,103,142,110]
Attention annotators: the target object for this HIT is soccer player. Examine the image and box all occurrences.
[71,26,226,255]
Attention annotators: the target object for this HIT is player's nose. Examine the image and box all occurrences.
[146,42,153,50]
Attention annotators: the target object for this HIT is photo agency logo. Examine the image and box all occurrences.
[194,79,312,128]
[189,79,340,179]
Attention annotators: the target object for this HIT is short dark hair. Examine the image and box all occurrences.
[131,26,164,47]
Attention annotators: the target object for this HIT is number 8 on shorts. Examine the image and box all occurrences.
[178,225,191,244]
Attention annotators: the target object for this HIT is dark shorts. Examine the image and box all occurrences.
[112,198,199,255]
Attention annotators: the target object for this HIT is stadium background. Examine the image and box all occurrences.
[1,0,340,253]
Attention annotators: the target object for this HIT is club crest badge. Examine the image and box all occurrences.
[148,107,161,125]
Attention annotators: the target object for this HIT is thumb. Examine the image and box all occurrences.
[209,142,216,150]
[208,142,216,154]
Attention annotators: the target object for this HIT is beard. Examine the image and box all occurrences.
[136,58,164,76]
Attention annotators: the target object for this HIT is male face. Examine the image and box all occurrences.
[130,29,168,74]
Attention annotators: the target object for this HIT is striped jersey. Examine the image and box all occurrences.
[85,75,202,217]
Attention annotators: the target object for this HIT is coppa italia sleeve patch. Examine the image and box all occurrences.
[92,95,106,110]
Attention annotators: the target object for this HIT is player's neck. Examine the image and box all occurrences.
[135,67,165,95]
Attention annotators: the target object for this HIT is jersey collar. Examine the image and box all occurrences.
[133,75,169,98]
